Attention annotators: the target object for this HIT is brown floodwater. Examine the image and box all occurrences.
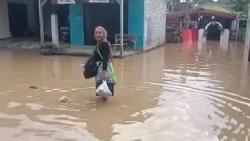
[0,41,249,141]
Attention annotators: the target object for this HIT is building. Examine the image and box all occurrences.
[52,0,168,51]
[0,0,168,52]
[190,3,237,40]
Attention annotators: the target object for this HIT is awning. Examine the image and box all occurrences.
[191,3,237,20]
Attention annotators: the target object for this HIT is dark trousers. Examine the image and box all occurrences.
[96,82,114,96]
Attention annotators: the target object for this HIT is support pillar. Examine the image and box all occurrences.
[38,0,44,44]
[51,13,59,47]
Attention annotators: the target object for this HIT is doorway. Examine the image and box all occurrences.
[83,2,128,45]
[8,2,28,37]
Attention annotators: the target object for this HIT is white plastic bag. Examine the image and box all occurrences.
[96,80,112,97]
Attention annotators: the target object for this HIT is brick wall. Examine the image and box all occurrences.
[144,0,167,50]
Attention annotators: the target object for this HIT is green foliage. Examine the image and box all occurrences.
[229,0,248,20]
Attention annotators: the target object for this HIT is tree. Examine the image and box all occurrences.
[227,0,249,40]
[228,0,248,20]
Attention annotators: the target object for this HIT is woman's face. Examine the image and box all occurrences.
[94,28,104,42]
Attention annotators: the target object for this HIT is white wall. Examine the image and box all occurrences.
[7,0,36,28]
[144,0,167,50]
[0,0,10,39]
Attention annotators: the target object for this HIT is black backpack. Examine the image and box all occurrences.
[83,47,103,79]
[83,56,101,79]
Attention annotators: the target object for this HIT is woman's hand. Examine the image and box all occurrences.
[101,70,108,80]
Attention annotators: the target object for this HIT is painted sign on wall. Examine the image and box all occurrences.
[88,0,109,3]
[53,0,110,4]
[58,0,76,4]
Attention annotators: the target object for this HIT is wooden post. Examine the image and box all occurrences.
[38,0,44,44]
[120,0,124,57]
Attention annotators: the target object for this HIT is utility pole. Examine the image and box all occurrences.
[38,0,44,44]
[38,0,49,45]
[120,0,124,57]
[248,4,250,61]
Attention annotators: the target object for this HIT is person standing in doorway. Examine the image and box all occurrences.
[93,26,116,100]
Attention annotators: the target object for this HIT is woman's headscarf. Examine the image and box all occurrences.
[94,26,113,59]
[95,26,108,43]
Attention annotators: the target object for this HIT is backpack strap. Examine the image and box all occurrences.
[97,45,104,60]
[97,42,113,61]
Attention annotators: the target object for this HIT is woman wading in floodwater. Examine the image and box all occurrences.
[92,26,116,100]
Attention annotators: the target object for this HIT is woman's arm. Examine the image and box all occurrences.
[100,42,110,71]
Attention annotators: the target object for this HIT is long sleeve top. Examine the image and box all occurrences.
[93,42,111,71]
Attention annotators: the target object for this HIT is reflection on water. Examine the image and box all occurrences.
[0,42,250,141]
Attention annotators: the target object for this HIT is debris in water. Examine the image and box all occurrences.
[30,86,38,89]
[59,96,71,103]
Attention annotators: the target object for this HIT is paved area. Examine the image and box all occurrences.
[0,38,140,58]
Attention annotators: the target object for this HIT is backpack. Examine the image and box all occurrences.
[83,56,101,79]
[83,47,103,79]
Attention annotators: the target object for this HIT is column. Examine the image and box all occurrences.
[51,13,59,47]
[128,0,144,49]
[69,4,84,46]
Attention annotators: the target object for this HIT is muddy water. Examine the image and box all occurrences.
[0,41,249,141]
